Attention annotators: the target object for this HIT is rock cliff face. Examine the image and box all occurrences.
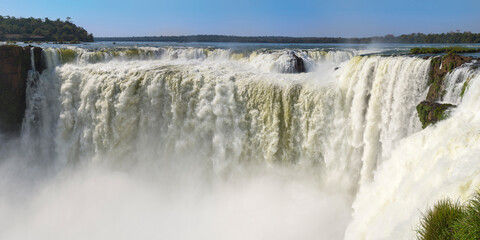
[32,47,46,73]
[427,54,473,101]
[0,45,43,135]
[416,54,474,128]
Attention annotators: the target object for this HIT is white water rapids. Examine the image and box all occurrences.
[0,46,479,239]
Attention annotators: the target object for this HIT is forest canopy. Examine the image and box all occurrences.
[97,32,480,44]
[0,16,94,42]
[2,15,478,44]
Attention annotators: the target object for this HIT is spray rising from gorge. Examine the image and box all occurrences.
[0,44,479,239]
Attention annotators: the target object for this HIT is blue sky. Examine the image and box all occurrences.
[1,0,480,37]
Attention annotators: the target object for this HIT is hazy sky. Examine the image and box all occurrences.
[2,0,480,37]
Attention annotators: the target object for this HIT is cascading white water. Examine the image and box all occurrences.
[46,47,372,73]
[442,61,478,104]
[0,45,476,240]
[30,50,430,192]
[345,66,480,240]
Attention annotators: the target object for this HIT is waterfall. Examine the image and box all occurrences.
[442,61,478,104]
[1,46,477,240]
[40,47,372,73]
[24,51,430,192]
[345,65,480,240]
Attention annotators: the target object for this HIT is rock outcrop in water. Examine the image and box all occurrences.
[283,53,306,73]
[416,100,455,129]
[0,45,43,134]
[291,53,306,73]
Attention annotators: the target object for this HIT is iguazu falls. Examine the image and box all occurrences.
[0,42,477,240]
[2,1,480,239]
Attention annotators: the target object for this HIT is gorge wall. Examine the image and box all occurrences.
[0,45,44,134]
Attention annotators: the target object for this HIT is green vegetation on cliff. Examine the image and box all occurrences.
[423,54,473,102]
[417,191,480,240]
[460,80,470,97]
[410,47,480,55]
[416,100,455,128]
[0,16,93,42]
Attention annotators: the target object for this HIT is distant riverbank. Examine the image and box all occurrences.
[96,32,480,44]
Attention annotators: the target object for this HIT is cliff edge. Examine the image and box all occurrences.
[0,45,43,135]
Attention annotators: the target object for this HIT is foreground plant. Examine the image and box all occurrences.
[417,199,464,240]
[452,193,480,240]
[417,191,480,240]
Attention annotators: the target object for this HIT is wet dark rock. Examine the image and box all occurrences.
[282,53,306,73]
[0,45,43,135]
[33,47,46,73]
[291,54,306,73]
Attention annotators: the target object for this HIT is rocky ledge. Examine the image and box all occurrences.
[417,100,455,129]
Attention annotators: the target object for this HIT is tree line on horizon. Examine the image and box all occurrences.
[97,32,480,44]
[0,16,93,42]
[1,15,479,44]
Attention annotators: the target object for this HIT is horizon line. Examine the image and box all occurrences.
[94,32,478,39]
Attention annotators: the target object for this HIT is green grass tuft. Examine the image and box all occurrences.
[417,199,464,240]
[417,191,480,240]
[452,193,480,240]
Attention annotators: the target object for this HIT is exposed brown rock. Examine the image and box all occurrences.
[426,54,473,101]
[0,45,33,134]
